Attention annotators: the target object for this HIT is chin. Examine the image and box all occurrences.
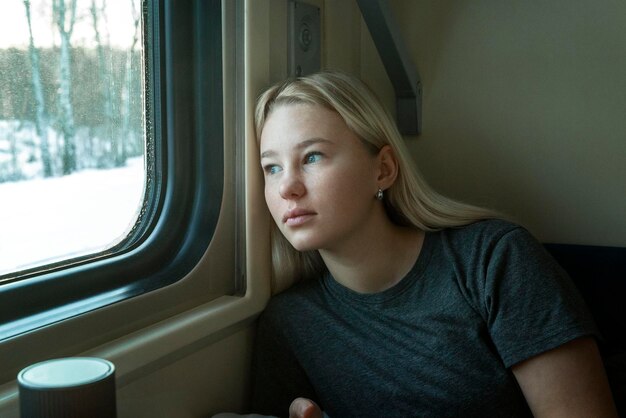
[284,234,322,253]
[288,241,318,253]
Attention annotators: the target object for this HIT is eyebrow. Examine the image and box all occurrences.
[260,137,333,159]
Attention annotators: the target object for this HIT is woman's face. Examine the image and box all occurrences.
[260,103,383,253]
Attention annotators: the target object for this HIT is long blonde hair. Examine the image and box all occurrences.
[255,71,499,293]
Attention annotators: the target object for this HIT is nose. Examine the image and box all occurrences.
[279,169,306,200]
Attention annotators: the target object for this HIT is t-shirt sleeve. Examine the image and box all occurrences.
[482,226,600,368]
[250,305,319,417]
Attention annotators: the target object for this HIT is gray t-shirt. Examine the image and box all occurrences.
[251,220,599,418]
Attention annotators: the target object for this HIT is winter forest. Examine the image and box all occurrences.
[0,0,145,276]
[0,0,144,183]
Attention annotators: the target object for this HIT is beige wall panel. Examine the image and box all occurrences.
[361,0,626,245]
[117,328,254,417]
[324,0,361,73]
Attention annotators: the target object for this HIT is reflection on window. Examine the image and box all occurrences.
[0,0,145,278]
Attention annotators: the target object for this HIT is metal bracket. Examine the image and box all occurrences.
[289,1,321,77]
[356,0,422,135]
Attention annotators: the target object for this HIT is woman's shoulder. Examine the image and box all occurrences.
[438,218,538,258]
[261,278,324,323]
[444,218,526,241]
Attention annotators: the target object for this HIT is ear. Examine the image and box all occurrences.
[375,145,398,190]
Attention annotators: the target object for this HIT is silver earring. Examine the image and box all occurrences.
[375,188,384,200]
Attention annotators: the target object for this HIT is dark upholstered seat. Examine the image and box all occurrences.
[545,243,626,410]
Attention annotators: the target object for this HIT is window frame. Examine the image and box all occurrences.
[0,0,224,341]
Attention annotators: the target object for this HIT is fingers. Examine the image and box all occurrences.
[288,397,323,418]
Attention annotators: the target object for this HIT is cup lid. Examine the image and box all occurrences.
[18,357,115,389]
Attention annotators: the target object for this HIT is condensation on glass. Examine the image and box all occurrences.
[0,0,147,280]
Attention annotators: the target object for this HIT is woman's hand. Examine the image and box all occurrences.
[289,398,323,418]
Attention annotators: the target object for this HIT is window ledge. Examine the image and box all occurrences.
[0,290,268,417]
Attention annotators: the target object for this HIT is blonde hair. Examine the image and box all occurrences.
[255,71,499,293]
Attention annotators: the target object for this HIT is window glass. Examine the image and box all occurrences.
[0,0,145,279]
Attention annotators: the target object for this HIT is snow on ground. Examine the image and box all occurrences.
[0,157,145,276]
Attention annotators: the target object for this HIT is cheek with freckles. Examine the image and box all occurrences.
[264,187,282,226]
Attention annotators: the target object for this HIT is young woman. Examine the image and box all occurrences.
[250,71,617,417]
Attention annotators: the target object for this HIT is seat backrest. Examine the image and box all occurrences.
[545,243,626,350]
[544,243,626,408]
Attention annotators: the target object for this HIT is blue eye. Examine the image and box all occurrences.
[305,152,322,164]
[264,164,282,175]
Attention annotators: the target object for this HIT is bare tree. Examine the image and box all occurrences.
[23,0,53,177]
[120,0,142,161]
[53,0,78,175]
[90,0,120,167]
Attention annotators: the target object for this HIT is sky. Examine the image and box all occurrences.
[0,0,140,49]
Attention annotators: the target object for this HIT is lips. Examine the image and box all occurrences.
[282,208,317,226]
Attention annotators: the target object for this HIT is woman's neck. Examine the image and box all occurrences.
[319,220,425,294]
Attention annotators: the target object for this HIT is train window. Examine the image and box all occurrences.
[0,0,224,340]
[0,0,146,279]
